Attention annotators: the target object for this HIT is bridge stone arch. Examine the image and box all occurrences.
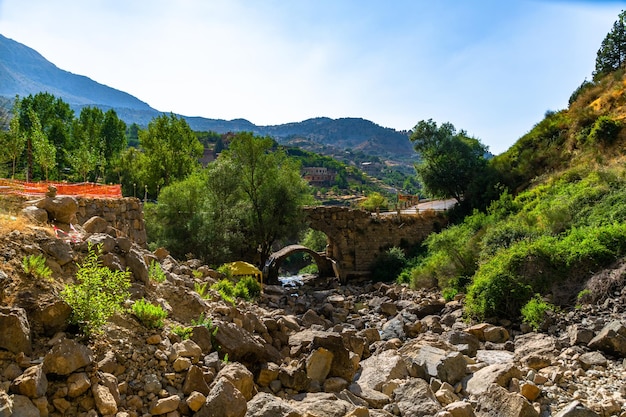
[302,206,446,282]
[263,244,336,284]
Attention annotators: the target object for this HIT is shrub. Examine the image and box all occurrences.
[194,282,210,299]
[60,243,131,336]
[235,275,262,300]
[442,287,458,302]
[588,116,621,145]
[521,295,555,331]
[149,260,167,283]
[211,279,236,304]
[22,254,52,280]
[132,299,167,329]
[370,247,407,282]
[171,324,192,340]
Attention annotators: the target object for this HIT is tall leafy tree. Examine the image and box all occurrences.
[18,93,73,179]
[410,119,489,206]
[1,99,27,178]
[594,10,626,80]
[28,108,56,181]
[138,113,203,197]
[223,132,312,267]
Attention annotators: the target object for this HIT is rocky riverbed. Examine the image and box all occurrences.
[1,207,626,417]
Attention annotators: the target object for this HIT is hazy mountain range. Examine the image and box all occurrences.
[0,33,415,161]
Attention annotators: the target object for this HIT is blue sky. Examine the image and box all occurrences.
[0,0,624,154]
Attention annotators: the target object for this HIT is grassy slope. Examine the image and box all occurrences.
[407,70,626,322]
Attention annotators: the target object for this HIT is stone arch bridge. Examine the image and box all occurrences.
[264,206,447,283]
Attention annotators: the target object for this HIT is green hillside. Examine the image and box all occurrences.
[400,11,626,325]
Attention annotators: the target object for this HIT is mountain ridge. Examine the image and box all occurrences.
[0,34,414,160]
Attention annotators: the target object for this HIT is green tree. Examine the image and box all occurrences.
[18,93,73,179]
[138,113,203,197]
[359,191,388,212]
[1,99,27,178]
[223,133,312,267]
[594,10,626,80]
[410,119,489,206]
[27,108,56,181]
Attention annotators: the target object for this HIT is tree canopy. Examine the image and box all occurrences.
[146,132,312,268]
[410,119,490,207]
[594,10,626,80]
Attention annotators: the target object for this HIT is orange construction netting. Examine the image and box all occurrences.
[0,179,122,198]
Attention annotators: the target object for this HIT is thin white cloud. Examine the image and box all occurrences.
[0,0,624,154]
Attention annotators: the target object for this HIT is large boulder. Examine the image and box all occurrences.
[212,320,281,364]
[410,345,467,385]
[9,364,47,398]
[474,384,538,417]
[244,392,303,417]
[196,378,247,417]
[36,196,78,224]
[43,338,93,375]
[216,362,256,401]
[354,349,408,391]
[393,378,441,417]
[0,307,31,355]
[466,363,523,396]
[588,320,626,357]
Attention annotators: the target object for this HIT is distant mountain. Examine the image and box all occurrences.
[0,34,415,160]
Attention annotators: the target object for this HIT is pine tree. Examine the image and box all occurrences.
[594,10,626,80]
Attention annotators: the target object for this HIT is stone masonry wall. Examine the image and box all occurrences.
[76,197,147,247]
[305,206,446,280]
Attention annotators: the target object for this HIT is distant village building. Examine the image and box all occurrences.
[302,167,335,185]
[360,161,383,175]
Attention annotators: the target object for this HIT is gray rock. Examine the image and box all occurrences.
[213,320,281,364]
[9,395,39,417]
[553,401,601,417]
[216,362,256,401]
[0,307,31,355]
[43,338,93,375]
[31,299,71,336]
[588,320,626,357]
[125,247,149,284]
[21,206,48,223]
[36,196,78,224]
[411,345,467,385]
[9,364,47,398]
[244,392,303,417]
[183,365,211,395]
[82,216,109,234]
[92,383,118,416]
[149,394,180,415]
[466,363,523,396]
[196,378,247,417]
[393,377,441,417]
[41,238,74,265]
[474,384,538,417]
[355,349,408,391]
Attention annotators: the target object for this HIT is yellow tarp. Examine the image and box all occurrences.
[225,261,263,283]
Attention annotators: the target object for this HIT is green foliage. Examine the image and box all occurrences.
[370,247,407,282]
[191,313,216,332]
[148,260,167,283]
[235,276,262,300]
[410,119,491,207]
[521,295,555,331]
[171,324,192,340]
[211,279,236,304]
[441,287,458,302]
[300,228,327,252]
[593,10,626,80]
[60,244,131,336]
[587,116,621,145]
[22,254,52,280]
[194,282,210,299]
[132,299,167,329]
[359,192,389,212]
[299,263,319,274]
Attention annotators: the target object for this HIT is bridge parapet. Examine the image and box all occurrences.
[303,206,446,282]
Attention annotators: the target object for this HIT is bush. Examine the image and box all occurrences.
[370,247,407,282]
[149,260,167,283]
[60,244,131,336]
[235,275,262,300]
[588,116,621,145]
[211,279,236,304]
[171,324,192,340]
[521,295,555,331]
[194,282,210,299]
[132,299,167,329]
[22,254,52,280]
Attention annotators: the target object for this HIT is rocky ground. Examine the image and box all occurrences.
[1,199,626,417]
